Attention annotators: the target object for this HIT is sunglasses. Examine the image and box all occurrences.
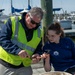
[30,16,40,26]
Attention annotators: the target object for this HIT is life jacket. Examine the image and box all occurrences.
[0,16,43,67]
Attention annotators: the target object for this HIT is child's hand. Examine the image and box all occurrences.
[41,53,50,59]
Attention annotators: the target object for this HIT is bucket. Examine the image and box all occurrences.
[39,71,72,75]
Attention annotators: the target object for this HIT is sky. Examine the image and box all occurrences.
[0,0,75,15]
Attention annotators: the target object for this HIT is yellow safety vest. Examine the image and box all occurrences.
[0,16,43,67]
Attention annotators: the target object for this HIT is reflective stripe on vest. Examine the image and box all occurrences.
[11,39,35,52]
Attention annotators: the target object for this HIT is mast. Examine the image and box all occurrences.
[28,0,31,10]
[28,0,30,6]
[11,0,13,14]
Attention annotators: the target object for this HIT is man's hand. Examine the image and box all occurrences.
[18,50,30,58]
[31,54,41,64]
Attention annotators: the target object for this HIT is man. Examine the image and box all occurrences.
[0,7,44,75]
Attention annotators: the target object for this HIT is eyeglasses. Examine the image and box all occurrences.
[30,16,40,26]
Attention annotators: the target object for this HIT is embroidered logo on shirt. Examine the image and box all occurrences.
[53,51,59,56]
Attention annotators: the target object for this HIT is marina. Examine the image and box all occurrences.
[0,0,75,75]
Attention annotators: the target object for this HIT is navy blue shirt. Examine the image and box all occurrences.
[0,15,43,55]
[43,37,75,71]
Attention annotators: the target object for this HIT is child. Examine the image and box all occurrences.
[43,22,75,74]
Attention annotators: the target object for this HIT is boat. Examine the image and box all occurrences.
[0,0,31,31]
[0,9,9,30]
[0,0,25,26]
[53,8,75,37]
[57,18,75,37]
[10,0,31,16]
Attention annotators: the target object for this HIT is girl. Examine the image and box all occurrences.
[43,22,75,74]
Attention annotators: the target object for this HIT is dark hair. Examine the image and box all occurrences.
[47,22,65,38]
